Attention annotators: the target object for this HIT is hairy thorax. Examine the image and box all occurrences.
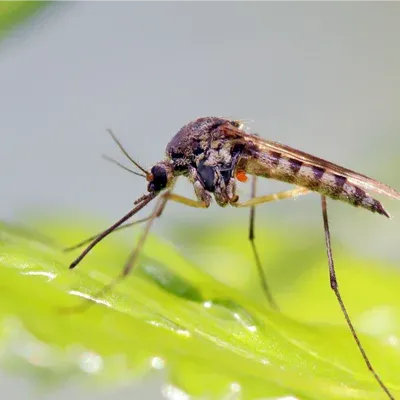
[165,117,243,205]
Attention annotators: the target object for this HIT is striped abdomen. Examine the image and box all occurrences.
[247,151,389,218]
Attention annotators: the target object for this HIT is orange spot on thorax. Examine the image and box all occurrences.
[236,170,248,183]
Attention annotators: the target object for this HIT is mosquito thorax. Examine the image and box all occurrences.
[146,161,174,193]
[167,116,243,170]
[166,117,240,164]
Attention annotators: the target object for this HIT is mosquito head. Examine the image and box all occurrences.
[146,161,174,193]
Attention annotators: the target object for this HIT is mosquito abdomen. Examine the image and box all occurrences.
[250,152,390,217]
[318,171,390,218]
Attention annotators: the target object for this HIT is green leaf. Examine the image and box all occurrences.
[0,1,50,41]
[0,218,399,399]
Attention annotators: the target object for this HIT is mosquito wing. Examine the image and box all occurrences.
[222,126,400,200]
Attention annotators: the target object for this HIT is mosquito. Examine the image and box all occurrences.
[66,117,399,399]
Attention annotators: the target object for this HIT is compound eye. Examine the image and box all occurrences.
[148,165,167,192]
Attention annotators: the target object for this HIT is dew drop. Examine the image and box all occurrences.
[387,334,399,347]
[79,351,103,374]
[148,318,191,338]
[230,382,241,393]
[202,298,259,331]
[203,300,212,309]
[162,384,190,400]
[151,356,165,370]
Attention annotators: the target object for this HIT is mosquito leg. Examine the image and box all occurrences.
[232,186,310,208]
[248,176,279,310]
[167,193,209,208]
[64,216,155,252]
[119,194,169,278]
[83,192,209,299]
[114,192,209,283]
[64,188,213,312]
[63,193,169,313]
[233,186,309,309]
[68,192,157,269]
[321,195,394,400]
[65,192,209,253]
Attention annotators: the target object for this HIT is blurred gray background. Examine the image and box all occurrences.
[1,2,399,399]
